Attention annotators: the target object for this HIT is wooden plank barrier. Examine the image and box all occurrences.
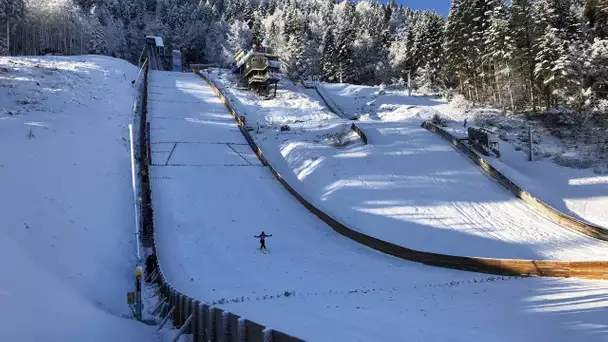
[196,71,608,281]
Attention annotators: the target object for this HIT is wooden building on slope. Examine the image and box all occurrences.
[233,45,281,96]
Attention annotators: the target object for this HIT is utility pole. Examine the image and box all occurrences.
[407,70,412,96]
[6,14,10,56]
[528,126,533,162]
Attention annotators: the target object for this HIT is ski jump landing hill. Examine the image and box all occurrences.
[196,73,608,279]
[140,67,608,340]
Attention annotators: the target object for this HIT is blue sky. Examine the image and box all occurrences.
[395,0,451,17]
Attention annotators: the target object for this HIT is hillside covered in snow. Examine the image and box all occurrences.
[0,56,162,341]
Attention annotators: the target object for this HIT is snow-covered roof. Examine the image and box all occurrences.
[146,36,164,48]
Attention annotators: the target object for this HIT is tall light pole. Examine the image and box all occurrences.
[6,8,11,55]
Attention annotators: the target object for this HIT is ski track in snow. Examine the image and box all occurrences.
[148,70,608,341]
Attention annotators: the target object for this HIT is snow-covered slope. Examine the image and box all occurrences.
[323,82,608,230]
[150,70,608,342]
[442,123,608,229]
[321,82,454,121]
[0,56,160,341]
[208,71,608,261]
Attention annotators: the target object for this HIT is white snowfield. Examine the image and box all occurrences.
[443,123,608,230]
[0,56,161,341]
[208,71,608,262]
[323,81,608,232]
[151,70,608,341]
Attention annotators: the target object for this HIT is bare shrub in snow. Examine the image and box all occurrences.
[450,94,472,110]
[18,97,37,105]
[325,127,358,148]
[553,155,594,169]
[431,113,448,127]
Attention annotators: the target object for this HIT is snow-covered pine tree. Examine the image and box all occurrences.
[445,0,475,99]
[511,0,540,110]
[267,0,279,16]
[263,16,281,50]
[533,0,584,108]
[389,15,417,84]
[353,1,385,84]
[321,26,338,81]
[469,0,501,102]
[585,0,608,39]
[251,13,265,46]
[222,20,252,65]
[306,7,327,78]
[121,0,147,62]
[415,11,446,93]
[223,0,242,21]
[320,0,335,27]
[88,16,108,55]
[182,1,212,65]
[484,0,516,110]
[205,20,229,65]
[0,0,26,55]
[243,0,255,27]
[334,0,357,83]
[280,3,308,80]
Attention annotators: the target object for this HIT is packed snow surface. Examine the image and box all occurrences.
[0,56,161,341]
[325,82,608,229]
[208,70,608,261]
[150,70,608,341]
[442,122,608,229]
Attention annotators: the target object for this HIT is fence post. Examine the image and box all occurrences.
[200,304,207,342]
[222,311,230,342]
[208,307,217,342]
[134,265,143,320]
[263,328,273,342]
[238,318,247,342]
[192,300,201,342]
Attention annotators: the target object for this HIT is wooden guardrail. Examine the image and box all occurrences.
[138,69,304,341]
[421,121,608,241]
[197,71,608,281]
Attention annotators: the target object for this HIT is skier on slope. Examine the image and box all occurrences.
[254,231,272,251]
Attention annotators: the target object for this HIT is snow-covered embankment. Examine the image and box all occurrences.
[0,56,160,341]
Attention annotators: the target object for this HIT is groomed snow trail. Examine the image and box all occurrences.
[150,71,608,341]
